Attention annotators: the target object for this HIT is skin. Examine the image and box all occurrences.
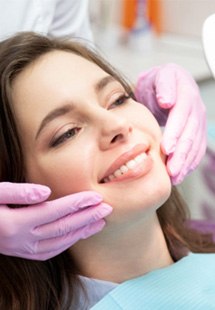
[12,51,173,282]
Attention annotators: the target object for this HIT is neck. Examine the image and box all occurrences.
[70,213,173,283]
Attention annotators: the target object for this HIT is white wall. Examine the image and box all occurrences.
[161,0,215,37]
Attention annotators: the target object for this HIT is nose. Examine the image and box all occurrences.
[97,110,132,150]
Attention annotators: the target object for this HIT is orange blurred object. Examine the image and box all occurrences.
[121,0,162,34]
[121,0,137,31]
[146,0,162,34]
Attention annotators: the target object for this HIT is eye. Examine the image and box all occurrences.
[109,94,131,109]
[50,127,81,148]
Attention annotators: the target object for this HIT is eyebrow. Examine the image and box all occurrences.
[95,75,116,92]
[35,104,74,140]
[35,75,117,140]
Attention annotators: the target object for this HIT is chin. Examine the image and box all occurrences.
[102,172,171,225]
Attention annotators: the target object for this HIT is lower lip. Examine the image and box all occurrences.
[103,152,153,184]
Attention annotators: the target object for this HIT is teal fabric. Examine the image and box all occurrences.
[91,253,215,309]
[208,122,215,142]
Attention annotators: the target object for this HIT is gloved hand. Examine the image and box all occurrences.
[0,182,112,260]
[135,63,206,184]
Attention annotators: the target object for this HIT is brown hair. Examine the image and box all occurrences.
[0,32,214,309]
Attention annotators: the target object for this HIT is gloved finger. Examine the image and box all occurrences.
[34,203,112,239]
[171,137,205,185]
[171,117,206,184]
[135,66,173,127]
[188,105,207,172]
[161,89,192,155]
[165,114,197,178]
[0,182,51,204]
[135,72,154,106]
[185,116,206,172]
[31,220,106,260]
[135,69,154,101]
[155,65,177,108]
[23,191,103,226]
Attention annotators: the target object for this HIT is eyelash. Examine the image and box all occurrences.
[109,93,131,109]
[50,93,131,148]
[50,127,81,148]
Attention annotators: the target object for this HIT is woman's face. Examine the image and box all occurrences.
[12,51,171,222]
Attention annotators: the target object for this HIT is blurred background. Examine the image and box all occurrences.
[89,0,215,220]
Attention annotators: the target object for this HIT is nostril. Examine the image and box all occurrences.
[111,134,123,144]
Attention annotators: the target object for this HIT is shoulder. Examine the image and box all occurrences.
[178,252,215,269]
[161,253,215,280]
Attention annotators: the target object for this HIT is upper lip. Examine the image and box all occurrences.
[99,143,149,183]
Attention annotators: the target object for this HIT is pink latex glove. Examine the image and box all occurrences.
[0,182,112,260]
[135,63,206,185]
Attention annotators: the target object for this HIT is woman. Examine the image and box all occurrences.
[0,32,214,310]
[0,0,207,262]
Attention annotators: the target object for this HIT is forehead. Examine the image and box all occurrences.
[11,50,111,132]
[14,50,106,87]
[12,50,108,109]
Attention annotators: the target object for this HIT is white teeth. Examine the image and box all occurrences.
[126,159,136,169]
[135,153,146,163]
[120,165,129,173]
[114,169,122,177]
[102,152,148,183]
[109,175,115,181]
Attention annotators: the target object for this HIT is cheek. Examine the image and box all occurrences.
[130,104,162,140]
[25,148,94,200]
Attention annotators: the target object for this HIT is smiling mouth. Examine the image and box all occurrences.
[100,150,152,184]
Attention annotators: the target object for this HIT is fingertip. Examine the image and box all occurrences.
[172,171,187,185]
[168,165,179,178]
[80,191,103,205]
[35,184,51,194]
[155,80,176,109]
[26,184,51,203]
[86,203,112,222]
[170,164,191,185]
[82,220,106,239]
[93,219,106,231]
[161,140,176,155]
[90,192,103,202]
[170,175,182,186]
[160,101,174,109]
[156,94,174,109]
[166,154,181,179]
[156,65,177,105]
[161,131,177,155]
[99,203,113,216]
